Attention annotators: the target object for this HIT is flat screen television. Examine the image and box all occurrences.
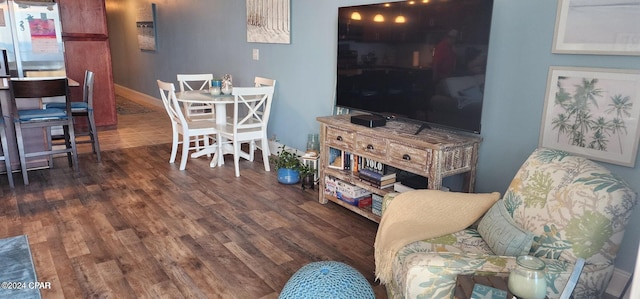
[336,0,494,134]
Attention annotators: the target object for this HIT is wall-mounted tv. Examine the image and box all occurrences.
[336,0,494,134]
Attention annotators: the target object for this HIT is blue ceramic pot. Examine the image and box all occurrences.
[278,168,300,184]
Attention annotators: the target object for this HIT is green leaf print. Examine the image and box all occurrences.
[566,211,612,258]
[576,173,630,193]
[425,234,457,245]
[522,171,553,208]
[532,224,572,259]
[485,256,507,268]
[503,192,521,216]
[536,148,571,163]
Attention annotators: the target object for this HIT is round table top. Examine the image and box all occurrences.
[175,90,234,103]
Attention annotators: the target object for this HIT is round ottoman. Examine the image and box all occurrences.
[279,261,375,299]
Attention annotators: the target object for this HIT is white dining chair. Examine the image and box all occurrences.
[177,73,217,153]
[177,74,214,121]
[157,80,217,171]
[216,86,275,177]
[249,77,276,157]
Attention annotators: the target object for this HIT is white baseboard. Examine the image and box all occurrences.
[267,140,305,159]
[606,267,632,298]
[114,84,164,109]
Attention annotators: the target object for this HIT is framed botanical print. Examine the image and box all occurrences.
[540,66,640,167]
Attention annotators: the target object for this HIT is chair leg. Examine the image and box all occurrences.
[170,127,179,164]
[249,140,256,161]
[179,134,189,170]
[205,135,212,158]
[233,140,241,177]
[261,138,270,157]
[63,124,73,168]
[0,128,14,188]
[261,137,270,172]
[88,112,101,162]
[192,135,201,152]
[45,127,54,167]
[66,122,79,172]
[14,123,29,185]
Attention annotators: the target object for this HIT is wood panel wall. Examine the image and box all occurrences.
[58,0,117,128]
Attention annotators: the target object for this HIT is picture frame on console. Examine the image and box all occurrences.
[552,0,640,56]
[539,66,640,167]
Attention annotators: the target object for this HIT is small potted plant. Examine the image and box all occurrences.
[270,145,303,184]
[299,163,316,190]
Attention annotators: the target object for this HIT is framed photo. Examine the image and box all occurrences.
[540,66,640,167]
[327,147,344,170]
[552,0,640,55]
[136,3,157,51]
[246,0,290,44]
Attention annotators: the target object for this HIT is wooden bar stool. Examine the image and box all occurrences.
[10,78,79,185]
[0,115,14,188]
[48,70,101,162]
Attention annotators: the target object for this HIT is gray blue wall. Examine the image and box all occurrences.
[105,0,640,275]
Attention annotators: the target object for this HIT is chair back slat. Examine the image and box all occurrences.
[231,86,274,133]
[157,80,188,127]
[11,78,69,99]
[177,74,213,92]
[11,78,71,116]
[254,77,276,87]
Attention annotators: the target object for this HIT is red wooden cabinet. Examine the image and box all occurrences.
[58,0,117,128]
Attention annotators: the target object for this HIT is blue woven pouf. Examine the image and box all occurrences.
[279,261,375,299]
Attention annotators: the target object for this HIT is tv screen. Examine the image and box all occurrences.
[336,0,494,134]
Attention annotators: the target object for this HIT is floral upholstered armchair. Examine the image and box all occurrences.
[376,148,637,299]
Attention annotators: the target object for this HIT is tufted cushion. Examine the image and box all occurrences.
[478,199,533,256]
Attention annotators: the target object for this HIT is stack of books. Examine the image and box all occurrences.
[358,168,396,189]
[372,194,383,216]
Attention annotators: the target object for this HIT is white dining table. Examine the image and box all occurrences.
[175,90,249,167]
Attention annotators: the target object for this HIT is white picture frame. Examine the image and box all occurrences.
[552,0,640,55]
[540,66,640,167]
[246,0,290,44]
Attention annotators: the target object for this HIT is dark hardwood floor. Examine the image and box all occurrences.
[0,145,387,298]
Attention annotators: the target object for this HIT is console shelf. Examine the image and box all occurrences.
[317,114,482,223]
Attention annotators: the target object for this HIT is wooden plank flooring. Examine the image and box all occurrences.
[0,145,387,298]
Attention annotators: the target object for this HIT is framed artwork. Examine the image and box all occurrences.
[246,0,290,44]
[136,3,157,51]
[540,66,640,167]
[552,0,640,55]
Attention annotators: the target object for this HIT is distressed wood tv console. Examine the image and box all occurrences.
[317,114,482,222]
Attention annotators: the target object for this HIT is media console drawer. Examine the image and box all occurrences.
[388,142,431,174]
[325,127,355,150]
[355,135,387,159]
